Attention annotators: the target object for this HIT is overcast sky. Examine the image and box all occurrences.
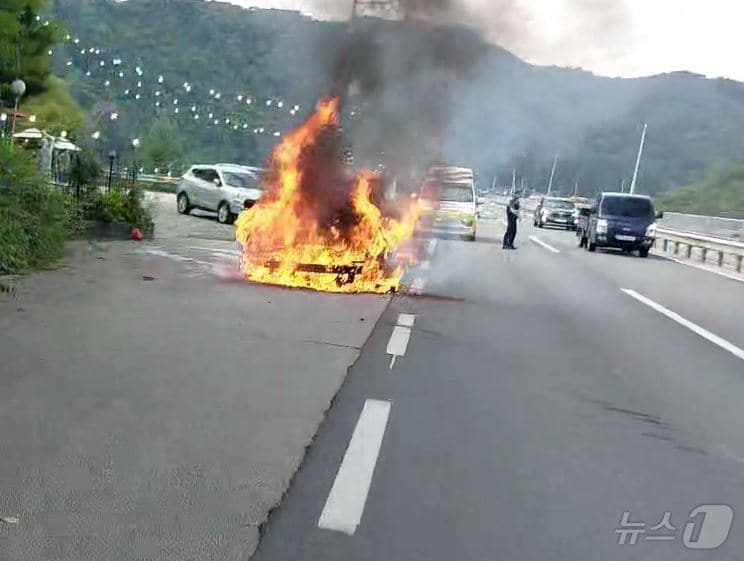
[212,0,744,82]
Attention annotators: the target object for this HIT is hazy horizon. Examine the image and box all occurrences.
[204,0,744,82]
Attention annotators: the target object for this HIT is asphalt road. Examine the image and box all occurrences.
[253,219,744,561]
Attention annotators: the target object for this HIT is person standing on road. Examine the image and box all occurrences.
[503,195,521,249]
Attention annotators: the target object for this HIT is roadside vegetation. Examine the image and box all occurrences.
[1,1,153,276]
[0,143,69,273]
[656,162,744,218]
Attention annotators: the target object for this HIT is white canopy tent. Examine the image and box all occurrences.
[13,127,43,140]
[53,139,81,152]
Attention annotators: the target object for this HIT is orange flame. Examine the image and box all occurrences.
[235,97,419,293]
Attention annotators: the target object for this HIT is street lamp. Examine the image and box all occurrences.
[9,79,26,145]
[131,139,140,183]
[107,149,117,191]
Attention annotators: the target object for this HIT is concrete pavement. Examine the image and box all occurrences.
[0,194,389,561]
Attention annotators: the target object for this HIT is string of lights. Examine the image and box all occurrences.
[48,26,315,146]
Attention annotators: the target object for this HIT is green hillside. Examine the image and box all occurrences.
[656,162,744,218]
[42,0,744,206]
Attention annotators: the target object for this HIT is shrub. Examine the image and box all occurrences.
[88,187,154,234]
[0,144,70,274]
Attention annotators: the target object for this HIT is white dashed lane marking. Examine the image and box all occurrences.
[397,313,416,328]
[387,327,411,369]
[529,236,561,253]
[317,399,392,535]
[622,289,744,362]
[386,313,416,369]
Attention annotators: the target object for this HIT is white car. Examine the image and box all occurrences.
[176,163,265,224]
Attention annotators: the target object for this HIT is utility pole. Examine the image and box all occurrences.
[629,123,647,194]
[511,169,516,195]
[547,153,558,196]
[573,177,579,196]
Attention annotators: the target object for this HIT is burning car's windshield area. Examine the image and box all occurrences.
[222,171,259,190]
[439,183,474,203]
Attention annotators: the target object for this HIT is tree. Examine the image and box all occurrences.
[1,1,61,104]
[139,117,185,174]
[22,75,84,133]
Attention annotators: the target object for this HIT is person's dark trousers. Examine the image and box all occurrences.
[503,215,517,248]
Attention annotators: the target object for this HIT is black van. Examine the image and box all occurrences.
[583,193,663,257]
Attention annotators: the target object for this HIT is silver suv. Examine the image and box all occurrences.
[176,163,265,224]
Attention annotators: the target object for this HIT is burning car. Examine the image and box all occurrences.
[234,98,419,293]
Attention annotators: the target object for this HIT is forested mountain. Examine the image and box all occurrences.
[45,0,744,198]
[656,164,744,218]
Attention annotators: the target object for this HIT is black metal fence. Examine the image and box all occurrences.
[54,154,141,199]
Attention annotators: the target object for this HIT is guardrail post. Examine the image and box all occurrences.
[674,241,680,255]
[662,239,668,252]
[737,255,743,273]
[686,244,692,259]
[718,250,724,267]
[701,248,707,262]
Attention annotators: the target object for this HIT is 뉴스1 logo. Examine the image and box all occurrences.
[616,505,734,549]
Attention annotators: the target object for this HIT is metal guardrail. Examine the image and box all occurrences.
[138,173,179,184]
[658,213,744,240]
[654,228,744,272]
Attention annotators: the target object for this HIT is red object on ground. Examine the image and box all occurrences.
[131,228,143,241]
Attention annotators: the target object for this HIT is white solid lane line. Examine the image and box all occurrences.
[317,399,392,535]
[529,236,561,253]
[655,253,744,284]
[622,289,744,362]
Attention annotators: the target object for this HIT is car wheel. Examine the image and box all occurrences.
[177,193,192,215]
[217,202,235,225]
[638,247,650,258]
[537,219,544,228]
